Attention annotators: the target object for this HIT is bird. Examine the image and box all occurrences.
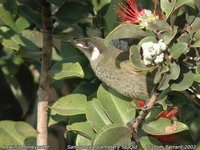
[72,37,155,101]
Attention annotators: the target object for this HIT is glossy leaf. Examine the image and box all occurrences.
[158,73,171,90]
[21,30,43,48]
[193,74,200,83]
[191,29,200,47]
[171,71,194,91]
[0,121,36,146]
[17,5,42,27]
[97,84,135,124]
[0,4,19,33]
[86,98,112,133]
[55,1,91,25]
[92,0,111,12]
[50,94,87,116]
[195,0,200,11]
[161,26,178,44]
[142,118,189,135]
[130,45,151,70]
[67,121,95,140]
[169,62,180,80]
[196,64,200,74]
[103,0,124,34]
[145,106,164,122]
[93,124,132,146]
[174,0,195,11]
[154,64,169,84]
[106,24,146,44]
[75,135,92,149]
[138,36,157,49]
[15,17,30,33]
[140,136,164,150]
[169,42,188,59]
[160,0,176,20]
[50,57,86,80]
[147,20,171,32]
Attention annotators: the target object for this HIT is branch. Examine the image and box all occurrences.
[37,0,52,147]
[127,90,160,148]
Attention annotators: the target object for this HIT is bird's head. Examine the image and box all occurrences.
[72,37,105,61]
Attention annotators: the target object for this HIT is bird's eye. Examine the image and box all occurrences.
[85,42,91,46]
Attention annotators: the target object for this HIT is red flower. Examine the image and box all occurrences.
[116,0,144,24]
[116,0,159,28]
[136,100,145,107]
[152,134,178,144]
[135,100,179,144]
[154,107,179,144]
[159,107,178,119]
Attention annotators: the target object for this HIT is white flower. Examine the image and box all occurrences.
[143,50,152,59]
[148,47,157,56]
[154,53,164,64]
[141,40,167,66]
[144,59,152,65]
[141,42,153,51]
[158,39,167,51]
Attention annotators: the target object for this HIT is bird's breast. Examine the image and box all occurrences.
[91,61,152,100]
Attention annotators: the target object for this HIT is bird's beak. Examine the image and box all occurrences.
[72,39,90,50]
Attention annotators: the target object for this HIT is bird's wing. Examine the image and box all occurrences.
[115,51,149,76]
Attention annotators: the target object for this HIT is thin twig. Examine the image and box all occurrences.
[127,91,160,149]
[37,0,52,147]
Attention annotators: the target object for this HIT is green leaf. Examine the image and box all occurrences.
[75,135,92,148]
[196,64,200,74]
[145,106,164,122]
[48,114,68,126]
[103,0,123,34]
[73,83,98,96]
[174,0,195,11]
[193,74,200,83]
[86,98,112,133]
[92,0,111,13]
[154,64,169,84]
[147,20,171,32]
[191,29,200,47]
[0,4,19,33]
[169,62,180,80]
[15,17,30,33]
[50,57,86,80]
[138,36,157,49]
[21,30,43,48]
[130,45,151,70]
[190,116,200,141]
[160,0,176,20]
[158,73,171,90]
[50,94,87,116]
[60,42,84,58]
[1,39,20,51]
[17,5,42,27]
[177,32,191,44]
[93,124,131,146]
[55,1,91,25]
[169,42,188,59]
[106,24,146,44]
[162,26,178,44]
[67,121,95,140]
[140,136,164,150]
[142,118,189,135]
[171,71,194,91]
[0,121,36,146]
[97,84,135,124]
[195,0,200,11]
